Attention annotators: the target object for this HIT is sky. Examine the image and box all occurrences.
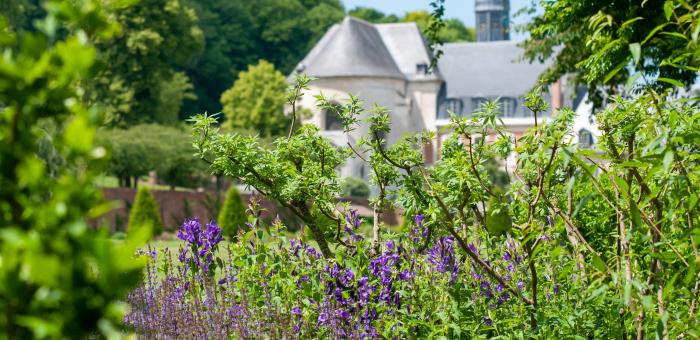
[341,0,533,41]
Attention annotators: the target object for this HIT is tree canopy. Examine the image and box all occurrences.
[91,0,204,126]
[181,0,345,117]
[349,7,475,42]
[220,60,289,137]
[522,0,700,108]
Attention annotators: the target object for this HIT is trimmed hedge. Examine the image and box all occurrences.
[218,186,247,239]
[128,187,164,236]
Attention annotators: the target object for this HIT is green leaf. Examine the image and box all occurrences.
[604,58,631,84]
[629,43,641,65]
[662,150,674,171]
[657,77,685,88]
[663,1,673,21]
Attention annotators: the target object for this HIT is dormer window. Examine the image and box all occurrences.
[578,129,593,148]
[416,63,429,75]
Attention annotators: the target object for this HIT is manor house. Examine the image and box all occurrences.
[293,1,597,179]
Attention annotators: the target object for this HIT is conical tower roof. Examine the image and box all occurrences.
[296,17,404,79]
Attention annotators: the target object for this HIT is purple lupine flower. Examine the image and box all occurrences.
[414,214,424,226]
[546,215,555,227]
[502,251,512,262]
[517,280,525,291]
[178,218,202,245]
[292,306,302,315]
[335,309,350,319]
[340,268,355,286]
[553,284,560,294]
[386,239,395,252]
[318,312,329,324]
[468,242,478,254]
[495,282,505,293]
[483,317,493,326]
[399,270,412,281]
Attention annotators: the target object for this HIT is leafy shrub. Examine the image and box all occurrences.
[129,187,164,236]
[218,186,247,239]
[340,176,370,197]
[0,2,147,337]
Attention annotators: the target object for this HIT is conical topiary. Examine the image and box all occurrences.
[485,190,512,236]
[218,186,247,240]
[128,187,164,236]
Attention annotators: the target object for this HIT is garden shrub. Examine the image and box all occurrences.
[129,187,164,236]
[0,2,147,337]
[340,176,371,197]
[218,186,247,239]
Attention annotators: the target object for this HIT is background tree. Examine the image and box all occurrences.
[218,186,247,240]
[91,0,204,126]
[348,7,400,23]
[349,7,475,42]
[129,187,164,236]
[220,60,289,137]
[181,0,344,117]
[98,124,208,189]
[181,0,256,118]
[522,0,700,108]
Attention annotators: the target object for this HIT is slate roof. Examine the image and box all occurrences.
[437,41,550,98]
[296,17,404,79]
[374,23,442,81]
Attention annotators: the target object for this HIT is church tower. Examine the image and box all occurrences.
[475,0,510,41]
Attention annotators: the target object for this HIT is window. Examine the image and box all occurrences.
[416,63,428,75]
[578,129,593,148]
[324,103,343,131]
[501,98,517,117]
[472,97,488,111]
[445,98,463,116]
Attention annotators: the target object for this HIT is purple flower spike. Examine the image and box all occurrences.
[414,214,424,226]
[292,306,302,315]
[483,317,494,326]
[318,312,329,324]
[546,215,555,227]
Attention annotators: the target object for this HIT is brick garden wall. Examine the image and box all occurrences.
[95,188,399,233]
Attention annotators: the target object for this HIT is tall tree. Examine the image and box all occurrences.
[220,60,288,137]
[91,0,204,126]
[522,0,700,108]
[181,0,344,118]
[181,0,256,118]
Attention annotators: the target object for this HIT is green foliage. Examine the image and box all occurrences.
[182,0,344,116]
[348,7,399,23]
[129,187,164,236]
[0,2,147,337]
[97,124,209,188]
[91,0,204,125]
[218,186,247,239]
[485,190,512,236]
[349,7,475,42]
[221,60,289,136]
[523,0,700,108]
[340,176,370,198]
